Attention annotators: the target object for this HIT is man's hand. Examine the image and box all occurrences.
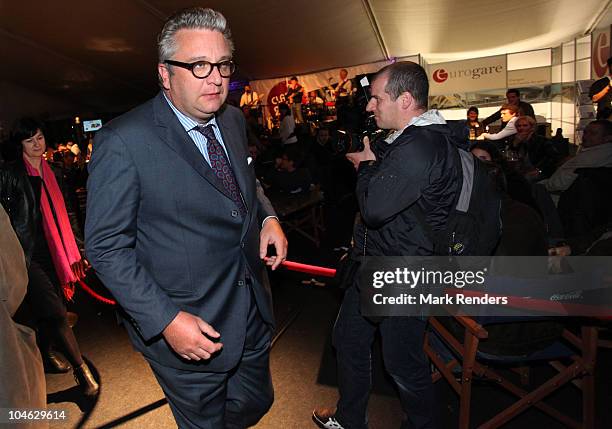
[260,218,288,270]
[346,136,376,169]
[162,311,223,361]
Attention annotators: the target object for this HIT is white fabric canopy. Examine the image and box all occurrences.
[0,0,610,121]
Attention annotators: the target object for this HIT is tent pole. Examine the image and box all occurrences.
[361,0,390,61]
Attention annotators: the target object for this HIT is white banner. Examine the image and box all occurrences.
[591,26,611,79]
[507,66,551,87]
[427,55,506,96]
[250,56,420,117]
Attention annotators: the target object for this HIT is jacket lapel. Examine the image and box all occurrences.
[152,93,232,201]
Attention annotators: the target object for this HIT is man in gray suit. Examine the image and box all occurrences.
[85,7,287,428]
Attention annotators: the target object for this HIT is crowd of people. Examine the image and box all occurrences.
[1,6,612,429]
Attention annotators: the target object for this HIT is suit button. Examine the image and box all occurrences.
[238,280,245,286]
[231,210,238,217]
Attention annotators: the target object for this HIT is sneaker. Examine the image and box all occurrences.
[312,408,345,429]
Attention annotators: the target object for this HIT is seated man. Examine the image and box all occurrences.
[477,103,519,147]
[466,106,483,140]
[265,146,313,195]
[545,120,612,193]
[510,115,561,179]
[308,90,324,106]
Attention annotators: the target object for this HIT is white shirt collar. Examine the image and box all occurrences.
[163,92,218,131]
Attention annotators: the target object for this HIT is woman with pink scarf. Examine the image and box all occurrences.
[0,118,98,396]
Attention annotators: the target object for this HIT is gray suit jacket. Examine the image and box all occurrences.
[85,92,276,372]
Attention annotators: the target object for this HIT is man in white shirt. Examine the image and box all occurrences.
[477,103,518,147]
[240,84,259,109]
[546,120,612,193]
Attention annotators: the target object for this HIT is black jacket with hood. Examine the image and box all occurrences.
[352,111,460,257]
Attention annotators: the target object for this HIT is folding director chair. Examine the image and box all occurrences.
[424,310,599,429]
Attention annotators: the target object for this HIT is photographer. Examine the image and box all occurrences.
[313,62,459,429]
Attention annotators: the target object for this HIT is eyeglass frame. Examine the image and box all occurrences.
[164,59,236,79]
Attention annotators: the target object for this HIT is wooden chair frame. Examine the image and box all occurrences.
[424,311,598,428]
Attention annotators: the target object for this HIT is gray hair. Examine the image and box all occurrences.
[374,61,429,109]
[158,7,234,63]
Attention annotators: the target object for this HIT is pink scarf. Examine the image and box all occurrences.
[24,156,83,300]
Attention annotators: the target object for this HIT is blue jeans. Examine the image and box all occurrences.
[333,286,435,429]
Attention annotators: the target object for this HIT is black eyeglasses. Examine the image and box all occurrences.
[164,59,236,79]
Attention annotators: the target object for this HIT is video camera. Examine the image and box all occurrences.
[333,73,384,154]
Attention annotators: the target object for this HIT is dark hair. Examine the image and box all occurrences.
[374,61,429,109]
[607,57,612,67]
[52,151,64,163]
[278,102,290,115]
[470,141,502,164]
[282,145,303,165]
[467,106,479,115]
[10,117,45,146]
[589,119,612,135]
[506,88,520,97]
[290,76,298,82]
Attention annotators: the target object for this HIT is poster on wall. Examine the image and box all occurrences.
[591,26,611,79]
[507,66,551,87]
[427,55,506,96]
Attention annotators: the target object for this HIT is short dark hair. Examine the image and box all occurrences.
[506,88,520,97]
[589,119,612,136]
[374,61,429,109]
[10,117,44,146]
[467,106,479,115]
[290,76,298,82]
[282,146,303,165]
[278,102,290,115]
[470,141,502,164]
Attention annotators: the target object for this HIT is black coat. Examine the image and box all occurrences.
[353,123,460,256]
[0,161,38,264]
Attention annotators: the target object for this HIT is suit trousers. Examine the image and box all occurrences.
[333,285,435,429]
[147,286,273,429]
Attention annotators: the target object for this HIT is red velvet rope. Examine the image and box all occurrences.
[77,279,117,305]
[75,264,611,320]
[274,259,337,278]
[76,260,337,305]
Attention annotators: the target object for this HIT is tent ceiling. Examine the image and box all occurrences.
[0,0,609,114]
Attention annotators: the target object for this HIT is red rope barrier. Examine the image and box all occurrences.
[77,263,611,319]
[76,259,337,306]
[78,279,117,305]
[276,259,337,278]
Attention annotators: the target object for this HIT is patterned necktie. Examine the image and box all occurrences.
[196,124,246,217]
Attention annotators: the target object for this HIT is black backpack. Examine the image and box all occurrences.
[436,149,502,256]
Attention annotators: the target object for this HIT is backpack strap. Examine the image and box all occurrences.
[455,149,475,213]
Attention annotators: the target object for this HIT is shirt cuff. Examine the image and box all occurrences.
[262,215,279,228]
